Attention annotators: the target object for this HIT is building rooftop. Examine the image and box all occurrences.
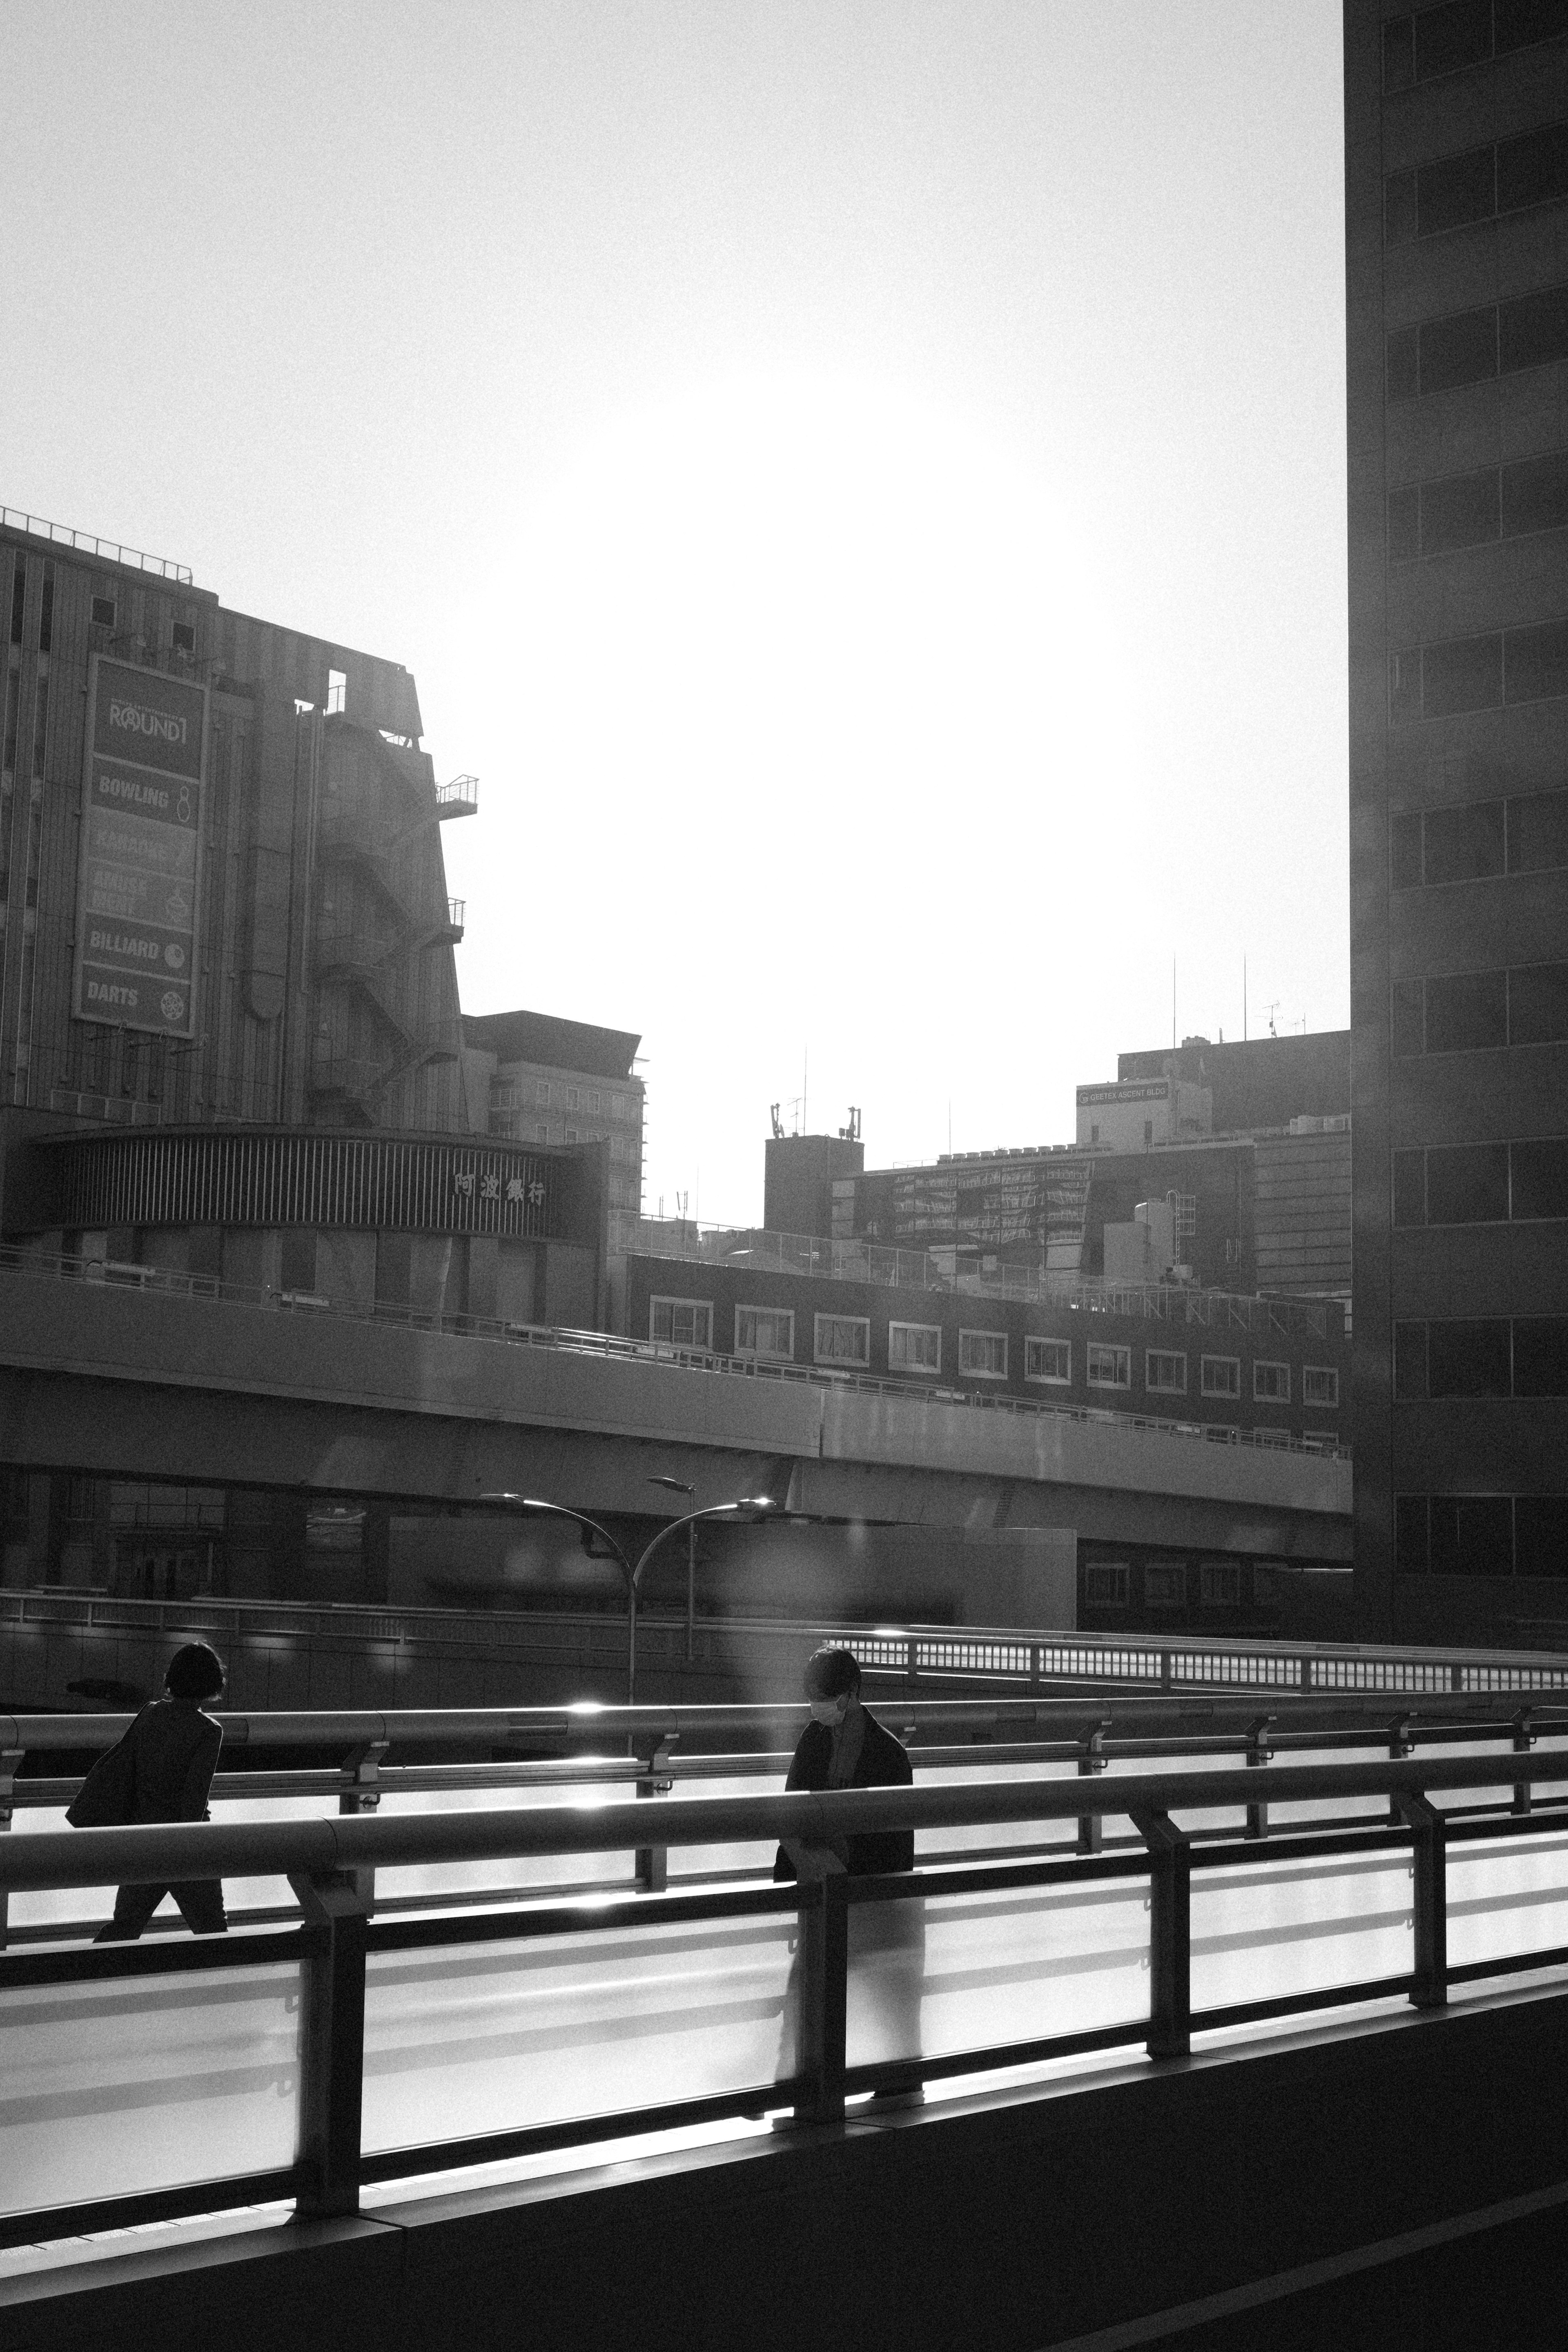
[462,1009,641,1081]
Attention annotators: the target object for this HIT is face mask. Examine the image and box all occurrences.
[808,1695,847,1726]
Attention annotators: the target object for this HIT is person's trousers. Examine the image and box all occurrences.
[94,1879,228,1940]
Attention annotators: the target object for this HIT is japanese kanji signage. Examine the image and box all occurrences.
[445,1152,554,1234]
[73,655,208,1039]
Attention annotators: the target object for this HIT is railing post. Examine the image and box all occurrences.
[0,1750,23,1951]
[337,1740,388,1912]
[1396,1791,1447,2011]
[634,1735,675,1892]
[793,1875,848,2127]
[1132,1808,1191,2060]
[1387,1714,1415,1827]
[1512,1708,1536,1817]
[1244,1715,1274,1840]
[287,1869,371,2221]
[1077,1722,1109,1856]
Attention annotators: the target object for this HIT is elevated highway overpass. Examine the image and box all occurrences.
[0,1250,1351,1584]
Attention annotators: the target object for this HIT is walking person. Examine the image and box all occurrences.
[774,1644,925,2106]
[68,1642,230,1940]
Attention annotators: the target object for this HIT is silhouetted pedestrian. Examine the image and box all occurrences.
[69,1642,229,1939]
[775,1645,925,2105]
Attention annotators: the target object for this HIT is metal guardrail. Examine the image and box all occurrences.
[0,1246,1352,1463]
[614,1216,1338,1337]
[10,1591,1568,1708]
[1,505,193,584]
[4,1747,1568,2246]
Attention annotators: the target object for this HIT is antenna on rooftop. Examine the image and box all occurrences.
[1266,1000,1280,1038]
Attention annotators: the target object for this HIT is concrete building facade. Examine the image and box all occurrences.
[462,1008,645,1222]
[1345,0,1568,1638]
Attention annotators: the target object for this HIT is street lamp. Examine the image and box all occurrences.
[627,1496,775,1702]
[479,1490,774,1704]
[648,1477,697,1659]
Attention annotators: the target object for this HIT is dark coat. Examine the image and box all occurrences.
[68,1697,222,1827]
[773,1706,915,1880]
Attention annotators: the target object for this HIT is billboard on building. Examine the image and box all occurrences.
[73,656,208,1039]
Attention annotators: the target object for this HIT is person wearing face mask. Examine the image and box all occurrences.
[773,1645,924,2108]
[773,1645,914,1882]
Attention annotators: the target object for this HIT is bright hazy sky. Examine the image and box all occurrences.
[3,2,1347,1226]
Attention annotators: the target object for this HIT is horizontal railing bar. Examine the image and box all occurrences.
[848,1851,1149,1904]
[1192,1975,1414,2034]
[367,1880,807,1951]
[13,1719,1568,1813]
[10,1687,1568,1762]
[356,2084,804,2188]
[0,1926,316,1987]
[843,2019,1149,2097]
[1442,1810,1568,1846]
[0,2169,300,2257]
[13,1753,1568,1893]
[1447,1943,1568,1984]
[1189,1826,1414,1869]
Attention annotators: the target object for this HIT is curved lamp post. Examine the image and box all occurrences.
[479,1490,774,1703]
[626,1496,775,1702]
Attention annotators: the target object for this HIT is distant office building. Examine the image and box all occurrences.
[463,1009,645,1221]
[763,1129,864,1239]
[1118,1031,1351,1135]
[821,1030,1353,1302]
[0,507,616,1606]
[1345,1,1568,1637]
[1075,1074,1212,1152]
[0,511,473,1140]
[621,1238,1348,1457]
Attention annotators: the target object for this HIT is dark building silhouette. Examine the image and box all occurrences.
[1346,0,1568,1639]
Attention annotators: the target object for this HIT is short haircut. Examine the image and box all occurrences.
[803,1644,862,1701]
[165,1642,225,1702]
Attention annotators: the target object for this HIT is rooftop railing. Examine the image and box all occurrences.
[0,1245,1352,1464]
[615,1217,1338,1337]
[0,505,193,584]
[4,1742,1568,2244]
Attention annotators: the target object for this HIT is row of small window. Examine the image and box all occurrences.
[1386,281,1568,400]
[1389,450,1568,561]
[6,562,195,658]
[1085,1560,1248,1609]
[1384,0,1568,92]
[1388,616,1568,721]
[1392,963,1568,1054]
[1395,1492,1568,1576]
[1396,1316,1568,1397]
[646,1298,1336,1405]
[494,1080,635,1118]
[1391,788,1568,887]
[1394,1136,1568,1223]
[1384,116,1568,244]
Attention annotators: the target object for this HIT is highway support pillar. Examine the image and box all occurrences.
[1132,1807,1190,2061]
[289,1868,370,2221]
